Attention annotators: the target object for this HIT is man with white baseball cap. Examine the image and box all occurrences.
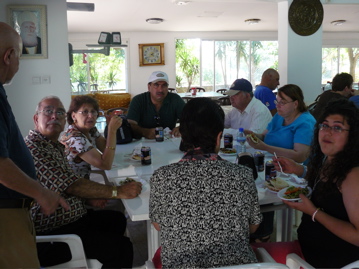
[224,78,272,133]
[127,71,185,139]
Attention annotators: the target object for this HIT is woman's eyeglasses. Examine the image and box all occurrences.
[318,123,350,133]
[274,99,294,106]
[77,110,98,117]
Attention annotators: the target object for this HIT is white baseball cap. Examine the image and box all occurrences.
[148,71,169,84]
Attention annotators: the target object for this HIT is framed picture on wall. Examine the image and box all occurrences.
[7,5,48,59]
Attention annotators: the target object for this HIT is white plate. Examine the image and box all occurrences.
[277,186,312,201]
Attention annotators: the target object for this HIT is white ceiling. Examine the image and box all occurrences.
[66,0,359,33]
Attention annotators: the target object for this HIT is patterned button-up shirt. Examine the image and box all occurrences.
[25,130,87,233]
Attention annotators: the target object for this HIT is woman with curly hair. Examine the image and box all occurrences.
[274,99,359,268]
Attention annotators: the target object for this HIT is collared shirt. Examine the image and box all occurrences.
[127,92,185,129]
[25,130,87,233]
[0,83,36,199]
[224,97,272,133]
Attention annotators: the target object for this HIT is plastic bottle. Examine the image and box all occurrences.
[236,128,246,153]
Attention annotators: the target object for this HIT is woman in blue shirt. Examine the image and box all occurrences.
[247,84,316,243]
[247,84,316,163]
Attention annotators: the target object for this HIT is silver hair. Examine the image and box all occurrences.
[35,95,63,113]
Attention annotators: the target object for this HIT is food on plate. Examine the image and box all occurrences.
[283,186,310,199]
[131,154,141,161]
[220,148,237,154]
[119,177,136,186]
[246,133,259,144]
[264,177,289,192]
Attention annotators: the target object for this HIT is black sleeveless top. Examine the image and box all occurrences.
[298,180,359,268]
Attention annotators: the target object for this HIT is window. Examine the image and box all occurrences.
[321,47,359,87]
[70,47,128,94]
[175,39,278,92]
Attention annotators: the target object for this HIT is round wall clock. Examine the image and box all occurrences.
[139,43,165,66]
[288,0,323,36]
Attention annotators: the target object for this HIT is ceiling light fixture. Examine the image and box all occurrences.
[146,18,164,24]
[173,0,191,5]
[245,19,261,25]
[331,20,346,26]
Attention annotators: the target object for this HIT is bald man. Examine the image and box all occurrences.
[254,68,280,116]
[0,22,68,268]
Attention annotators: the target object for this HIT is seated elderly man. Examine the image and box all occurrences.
[224,78,272,133]
[127,71,185,139]
[25,96,142,268]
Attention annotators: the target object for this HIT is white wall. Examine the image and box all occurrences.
[0,0,71,137]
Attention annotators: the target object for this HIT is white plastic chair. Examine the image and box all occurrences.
[36,234,102,269]
[145,247,289,269]
[286,253,359,269]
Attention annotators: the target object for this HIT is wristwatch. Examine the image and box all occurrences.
[111,186,118,198]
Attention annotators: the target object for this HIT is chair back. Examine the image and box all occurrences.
[217,89,227,94]
[168,88,177,92]
[36,234,102,268]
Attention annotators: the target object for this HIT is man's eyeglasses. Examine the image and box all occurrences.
[38,109,66,118]
[319,123,350,133]
[274,99,294,106]
[77,110,98,117]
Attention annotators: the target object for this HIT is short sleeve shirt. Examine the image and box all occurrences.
[25,130,87,233]
[264,111,316,149]
[60,125,101,179]
[127,92,185,129]
[0,83,36,199]
[150,159,262,268]
[254,85,276,111]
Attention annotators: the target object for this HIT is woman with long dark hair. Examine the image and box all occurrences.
[275,99,359,268]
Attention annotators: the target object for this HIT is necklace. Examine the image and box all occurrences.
[313,155,327,191]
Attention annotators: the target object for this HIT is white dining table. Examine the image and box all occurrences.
[177,91,225,99]
[105,131,296,259]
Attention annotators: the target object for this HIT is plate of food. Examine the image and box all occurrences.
[264,177,290,193]
[277,186,312,201]
[130,153,141,161]
[112,176,148,187]
[219,148,237,155]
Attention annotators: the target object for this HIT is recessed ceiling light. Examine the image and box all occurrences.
[245,19,261,25]
[146,18,164,24]
[331,20,346,26]
[173,0,191,5]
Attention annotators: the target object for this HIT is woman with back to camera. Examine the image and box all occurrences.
[247,84,316,163]
[149,98,262,268]
[274,99,359,268]
[61,95,122,180]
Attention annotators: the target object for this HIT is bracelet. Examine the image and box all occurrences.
[111,186,118,198]
[106,146,116,150]
[312,208,320,222]
[300,165,307,178]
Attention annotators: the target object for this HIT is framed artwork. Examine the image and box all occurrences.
[138,43,165,66]
[7,5,48,59]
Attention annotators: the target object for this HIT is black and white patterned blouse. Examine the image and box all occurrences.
[150,156,262,268]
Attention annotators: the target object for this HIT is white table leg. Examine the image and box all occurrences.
[146,220,160,260]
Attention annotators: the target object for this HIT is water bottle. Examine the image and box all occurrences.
[236,127,246,153]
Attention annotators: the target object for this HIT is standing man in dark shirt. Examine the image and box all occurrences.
[0,22,68,268]
[254,68,280,116]
[127,71,185,139]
